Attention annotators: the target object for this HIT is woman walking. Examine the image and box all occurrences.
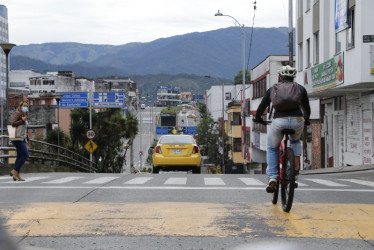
[9,101,29,181]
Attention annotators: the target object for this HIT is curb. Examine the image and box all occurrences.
[301,164,374,175]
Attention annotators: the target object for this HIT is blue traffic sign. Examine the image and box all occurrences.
[156,126,169,135]
[58,92,88,108]
[185,126,197,135]
[93,92,125,108]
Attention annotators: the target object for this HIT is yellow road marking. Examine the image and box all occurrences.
[1,202,373,240]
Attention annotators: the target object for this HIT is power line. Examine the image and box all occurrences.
[246,1,257,71]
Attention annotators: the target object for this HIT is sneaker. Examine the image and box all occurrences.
[266,178,277,193]
[295,170,299,181]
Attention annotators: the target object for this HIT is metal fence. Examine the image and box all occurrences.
[0,137,96,173]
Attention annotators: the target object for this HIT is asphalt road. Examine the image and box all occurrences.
[0,169,373,250]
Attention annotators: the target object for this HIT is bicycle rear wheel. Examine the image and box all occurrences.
[281,147,295,212]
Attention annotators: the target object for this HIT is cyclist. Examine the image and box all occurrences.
[254,65,311,193]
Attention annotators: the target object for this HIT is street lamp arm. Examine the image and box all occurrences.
[214,11,244,31]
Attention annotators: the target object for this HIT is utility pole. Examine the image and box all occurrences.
[289,0,293,66]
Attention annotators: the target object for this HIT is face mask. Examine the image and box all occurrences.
[22,107,28,113]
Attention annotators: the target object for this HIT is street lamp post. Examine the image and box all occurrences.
[0,43,16,146]
[215,10,247,167]
[53,94,63,151]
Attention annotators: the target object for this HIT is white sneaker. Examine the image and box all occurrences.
[266,178,277,193]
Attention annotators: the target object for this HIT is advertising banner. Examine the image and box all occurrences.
[311,53,344,92]
[335,0,348,32]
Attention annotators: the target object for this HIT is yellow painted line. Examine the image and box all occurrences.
[1,202,373,240]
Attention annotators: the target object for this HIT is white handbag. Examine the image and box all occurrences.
[7,125,17,140]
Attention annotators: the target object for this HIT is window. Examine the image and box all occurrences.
[336,33,342,54]
[233,138,242,152]
[232,112,241,125]
[39,99,45,105]
[313,32,319,64]
[306,38,311,68]
[225,92,231,100]
[298,43,303,71]
[334,96,345,110]
[347,7,355,49]
[253,77,266,99]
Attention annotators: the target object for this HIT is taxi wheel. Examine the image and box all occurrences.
[152,166,160,174]
[192,167,201,174]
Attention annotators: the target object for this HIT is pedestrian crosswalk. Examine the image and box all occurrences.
[1,175,374,189]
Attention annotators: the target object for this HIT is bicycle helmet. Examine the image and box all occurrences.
[278,65,297,78]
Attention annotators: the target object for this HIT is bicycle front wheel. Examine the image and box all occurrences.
[281,147,295,212]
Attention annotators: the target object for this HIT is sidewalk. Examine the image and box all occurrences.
[301,164,374,175]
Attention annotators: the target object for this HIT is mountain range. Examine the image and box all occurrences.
[10,27,292,81]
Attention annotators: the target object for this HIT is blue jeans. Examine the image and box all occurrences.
[267,117,305,179]
[11,140,29,173]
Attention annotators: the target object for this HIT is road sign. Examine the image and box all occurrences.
[93,92,125,108]
[86,129,96,139]
[185,126,197,135]
[57,92,89,108]
[84,140,98,153]
[156,126,168,135]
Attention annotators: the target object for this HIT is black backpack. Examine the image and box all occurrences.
[270,82,301,111]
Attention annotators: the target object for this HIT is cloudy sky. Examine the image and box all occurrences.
[1,0,295,45]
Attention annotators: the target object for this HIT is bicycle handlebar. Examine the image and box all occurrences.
[253,118,310,127]
[252,119,271,125]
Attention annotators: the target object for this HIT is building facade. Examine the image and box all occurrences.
[205,84,239,122]
[156,86,181,107]
[0,5,8,101]
[28,71,94,95]
[95,77,137,111]
[296,0,374,168]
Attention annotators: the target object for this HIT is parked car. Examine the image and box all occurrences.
[140,104,146,109]
[152,135,201,173]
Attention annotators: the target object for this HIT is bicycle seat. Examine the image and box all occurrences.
[281,128,295,135]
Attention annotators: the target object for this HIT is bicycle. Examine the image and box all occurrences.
[253,119,296,212]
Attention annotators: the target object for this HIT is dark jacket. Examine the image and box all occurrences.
[255,82,311,121]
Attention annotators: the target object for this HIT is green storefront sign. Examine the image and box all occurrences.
[311,53,344,92]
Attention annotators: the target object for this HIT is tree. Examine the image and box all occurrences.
[121,111,138,173]
[70,108,98,151]
[46,129,70,149]
[69,108,138,173]
[93,109,127,173]
[196,103,221,165]
[234,69,251,85]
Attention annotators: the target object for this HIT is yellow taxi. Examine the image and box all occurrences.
[152,135,201,174]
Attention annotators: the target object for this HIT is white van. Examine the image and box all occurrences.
[140,104,146,109]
